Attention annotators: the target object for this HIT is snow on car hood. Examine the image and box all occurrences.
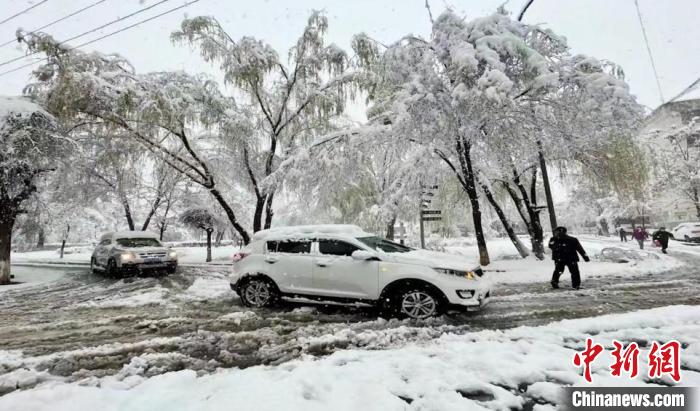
[379,249,479,271]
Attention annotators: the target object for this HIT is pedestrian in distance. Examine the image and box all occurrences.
[652,227,674,254]
[548,227,590,290]
[631,227,648,249]
[618,226,628,242]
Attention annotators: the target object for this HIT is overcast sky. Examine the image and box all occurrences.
[1,0,698,110]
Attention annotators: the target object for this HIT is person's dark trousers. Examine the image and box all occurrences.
[551,260,581,289]
[637,239,644,249]
[660,240,668,254]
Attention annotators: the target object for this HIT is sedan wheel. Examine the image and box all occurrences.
[241,279,277,307]
[399,290,439,319]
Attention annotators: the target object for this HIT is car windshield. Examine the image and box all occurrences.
[115,238,161,248]
[356,236,412,253]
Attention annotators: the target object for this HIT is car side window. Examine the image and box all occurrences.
[267,240,311,254]
[318,239,360,256]
[99,239,111,246]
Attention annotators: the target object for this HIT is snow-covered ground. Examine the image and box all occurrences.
[1,305,698,411]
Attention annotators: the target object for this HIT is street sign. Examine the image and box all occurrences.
[422,216,442,221]
[421,210,441,215]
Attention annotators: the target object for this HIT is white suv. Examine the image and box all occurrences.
[671,222,700,242]
[229,225,490,319]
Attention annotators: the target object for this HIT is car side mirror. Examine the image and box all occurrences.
[352,250,380,261]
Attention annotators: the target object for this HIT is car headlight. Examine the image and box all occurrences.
[434,268,475,280]
[120,252,136,262]
[168,250,177,258]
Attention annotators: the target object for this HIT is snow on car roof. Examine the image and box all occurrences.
[252,224,373,241]
[101,231,160,240]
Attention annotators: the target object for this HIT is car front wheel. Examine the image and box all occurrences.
[106,258,118,278]
[239,277,279,308]
[396,289,442,319]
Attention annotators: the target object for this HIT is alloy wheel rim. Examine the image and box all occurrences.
[245,281,271,306]
[401,291,437,319]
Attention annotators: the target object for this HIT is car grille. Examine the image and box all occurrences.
[138,252,167,258]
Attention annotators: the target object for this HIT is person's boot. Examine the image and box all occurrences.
[551,281,559,289]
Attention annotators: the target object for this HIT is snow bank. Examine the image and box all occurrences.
[2,305,698,410]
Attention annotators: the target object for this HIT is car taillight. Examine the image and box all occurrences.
[232,252,249,263]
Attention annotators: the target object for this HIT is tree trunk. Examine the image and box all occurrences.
[263,192,274,230]
[385,215,397,240]
[209,188,250,244]
[141,196,162,231]
[479,180,529,258]
[512,168,544,260]
[537,140,557,232]
[0,217,14,285]
[252,195,265,233]
[121,195,135,231]
[36,227,45,249]
[458,141,490,266]
[60,224,70,259]
[205,229,212,262]
[215,230,224,247]
[694,187,700,219]
[159,222,167,241]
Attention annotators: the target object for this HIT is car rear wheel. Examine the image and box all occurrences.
[239,277,279,308]
[396,288,442,320]
[685,235,690,242]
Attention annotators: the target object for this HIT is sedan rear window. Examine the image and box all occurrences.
[116,238,161,248]
[267,240,311,254]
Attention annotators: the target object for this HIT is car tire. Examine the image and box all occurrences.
[166,265,177,274]
[392,287,443,320]
[239,277,279,308]
[106,258,119,278]
[685,235,690,242]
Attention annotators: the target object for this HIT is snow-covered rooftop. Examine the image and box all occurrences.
[252,224,372,241]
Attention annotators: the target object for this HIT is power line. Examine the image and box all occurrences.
[634,0,665,105]
[0,0,50,27]
[0,0,202,78]
[0,0,108,49]
[0,0,172,68]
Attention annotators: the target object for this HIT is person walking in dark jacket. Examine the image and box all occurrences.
[652,227,674,254]
[618,226,628,242]
[549,227,590,290]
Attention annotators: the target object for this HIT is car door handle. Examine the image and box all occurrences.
[265,256,278,263]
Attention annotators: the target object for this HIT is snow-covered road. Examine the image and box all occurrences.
[1,250,699,397]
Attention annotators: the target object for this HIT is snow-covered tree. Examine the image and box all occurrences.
[648,117,700,219]
[179,207,224,262]
[0,96,67,284]
[172,11,358,232]
[19,32,253,243]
